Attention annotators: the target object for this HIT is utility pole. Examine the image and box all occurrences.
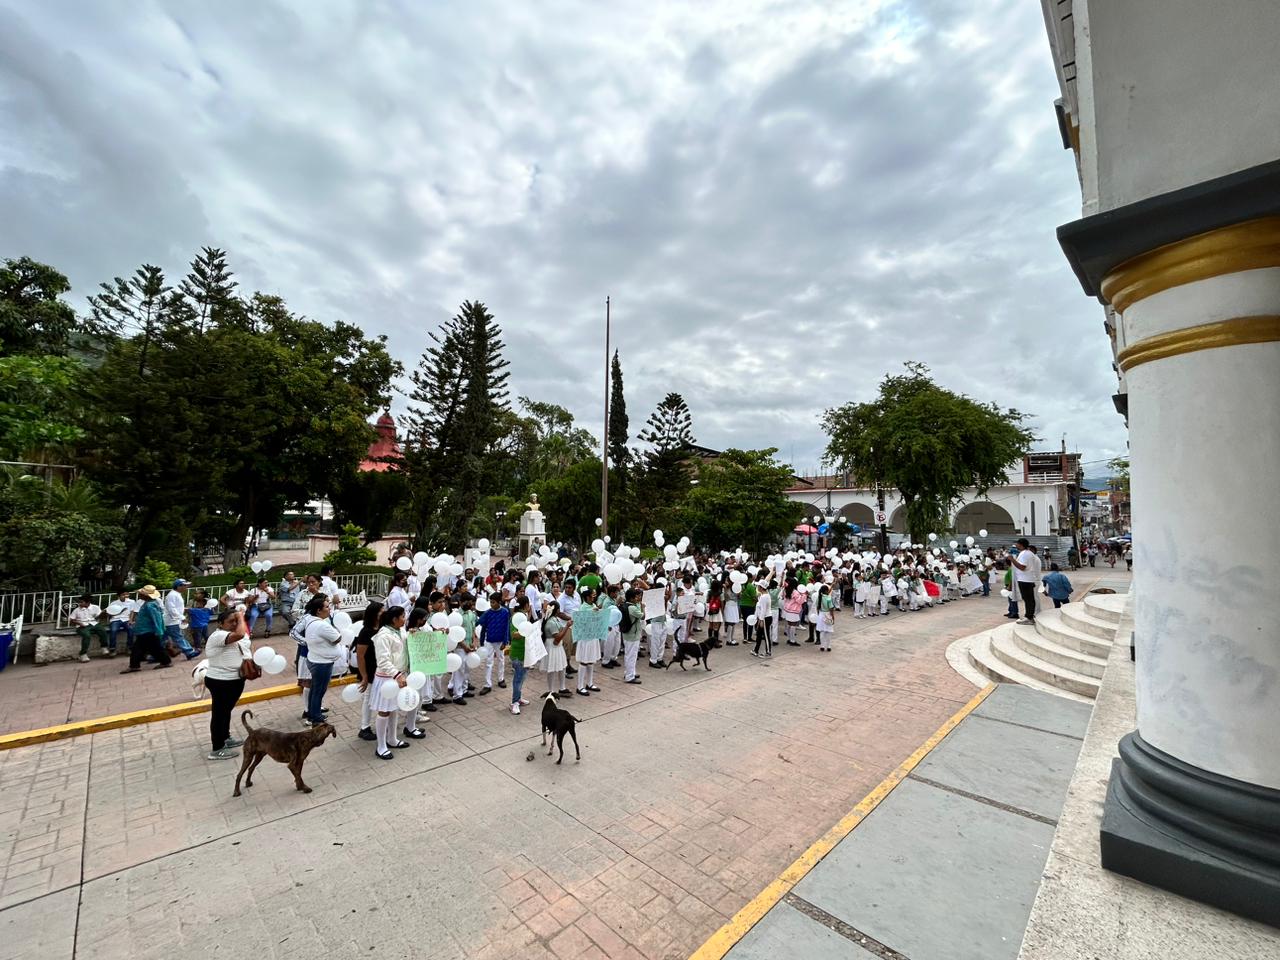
[601,297,611,538]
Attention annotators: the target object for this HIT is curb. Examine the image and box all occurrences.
[688,682,997,960]
[0,674,359,751]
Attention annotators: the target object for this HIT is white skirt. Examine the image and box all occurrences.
[542,642,568,672]
[704,612,723,624]
[296,657,311,681]
[722,604,740,624]
[369,675,402,713]
[575,638,601,664]
[816,613,835,633]
[781,610,801,624]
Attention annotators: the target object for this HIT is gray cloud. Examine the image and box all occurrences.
[0,0,1126,474]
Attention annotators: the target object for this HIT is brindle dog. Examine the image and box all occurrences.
[233,710,336,796]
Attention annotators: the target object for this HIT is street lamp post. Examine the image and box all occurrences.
[494,510,506,545]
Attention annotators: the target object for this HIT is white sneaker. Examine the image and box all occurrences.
[511,703,520,715]
[519,698,530,705]
[78,654,90,663]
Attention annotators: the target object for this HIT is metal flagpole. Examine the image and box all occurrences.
[601,297,611,538]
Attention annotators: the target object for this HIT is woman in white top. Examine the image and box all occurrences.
[302,594,343,726]
[540,601,571,699]
[204,609,252,761]
[247,577,277,638]
[222,579,252,611]
[369,605,414,759]
[386,573,411,611]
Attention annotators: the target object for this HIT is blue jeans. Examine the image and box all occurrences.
[108,621,131,651]
[307,660,334,722]
[982,581,990,597]
[247,604,273,635]
[165,624,197,658]
[510,660,526,704]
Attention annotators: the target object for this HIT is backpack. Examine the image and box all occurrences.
[620,602,634,634]
[708,596,722,615]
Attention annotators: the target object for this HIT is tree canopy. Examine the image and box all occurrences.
[679,448,802,555]
[822,363,1035,540]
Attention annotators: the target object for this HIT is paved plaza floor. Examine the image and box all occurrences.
[0,582,1108,960]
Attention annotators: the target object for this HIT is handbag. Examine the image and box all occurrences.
[239,657,262,680]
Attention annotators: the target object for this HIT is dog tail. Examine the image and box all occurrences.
[241,710,255,732]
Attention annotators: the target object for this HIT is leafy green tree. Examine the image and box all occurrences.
[608,351,630,485]
[538,458,611,550]
[0,257,82,357]
[1107,456,1130,493]
[678,449,802,555]
[87,265,171,375]
[330,468,411,542]
[405,301,510,548]
[0,470,124,592]
[822,363,1035,541]
[0,355,86,458]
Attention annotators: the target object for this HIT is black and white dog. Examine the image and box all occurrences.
[540,694,581,764]
[673,635,721,671]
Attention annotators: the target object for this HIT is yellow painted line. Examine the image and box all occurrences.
[0,674,358,750]
[688,682,997,960]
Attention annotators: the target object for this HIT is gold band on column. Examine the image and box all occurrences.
[1101,216,1280,313]
[1116,314,1280,372]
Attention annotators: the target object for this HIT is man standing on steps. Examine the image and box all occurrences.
[1011,538,1042,625]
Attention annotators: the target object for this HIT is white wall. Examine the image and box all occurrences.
[1082,1,1280,211]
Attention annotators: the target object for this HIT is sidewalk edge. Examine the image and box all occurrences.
[688,682,997,960]
[0,675,358,750]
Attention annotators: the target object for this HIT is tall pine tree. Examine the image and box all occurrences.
[405,301,510,547]
[638,392,695,453]
[180,247,238,335]
[608,350,630,486]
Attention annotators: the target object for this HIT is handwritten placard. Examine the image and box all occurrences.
[676,594,695,616]
[407,630,449,676]
[642,588,666,621]
[572,605,608,643]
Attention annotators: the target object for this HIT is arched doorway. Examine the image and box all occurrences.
[836,503,875,531]
[888,506,909,533]
[954,501,1016,535]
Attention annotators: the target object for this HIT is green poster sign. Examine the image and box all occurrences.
[572,605,607,643]
[407,630,449,676]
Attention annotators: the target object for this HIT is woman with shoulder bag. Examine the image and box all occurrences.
[247,577,277,637]
[204,608,254,761]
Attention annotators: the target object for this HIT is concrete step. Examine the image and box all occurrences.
[1031,608,1113,657]
[1058,603,1121,641]
[957,629,1094,704]
[1083,593,1127,624]
[990,625,1101,699]
[1012,622,1107,679]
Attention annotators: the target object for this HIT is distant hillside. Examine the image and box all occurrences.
[1081,476,1115,491]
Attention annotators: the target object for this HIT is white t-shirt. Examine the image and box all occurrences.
[525,584,542,618]
[163,590,186,626]
[69,604,102,628]
[204,629,251,681]
[559,592,581,616]
[109,599,137,623]
[1015,550,1042,583]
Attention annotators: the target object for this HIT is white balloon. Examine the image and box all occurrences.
[746,614,758,625]
[445,652,463,672]
[265,654,287,675]
[732,583,742,594]
[406,671,427,691]
[928,533,938,541]
[396,556,412,571]
[538,545,552,557]
[653,529,664,542]
[397,686,422,712]
[663,544,678,561]
[261,560,273,572]
[341,683,362,703]
[965,536,975,546]
[477,538,490,552]
[519,621,538,638]
[447,611,463,628]
[978,529,988,538]
[450,563,463,576]
[465,651,482,669]
[332,609,353,632]
[448,625,465,645]
[512,612,528,627]
[413,551,430,566]
[603,563,622,585]
[429,612,450,630]
[253,646,276,667]
[949,541,959,549]
[251,561,263,574]
[591,538,605,554]
[594,517,603,527]
[1000,589,1012,599]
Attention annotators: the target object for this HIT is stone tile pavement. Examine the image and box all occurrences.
[0,594,1014,960]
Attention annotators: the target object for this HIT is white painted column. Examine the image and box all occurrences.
[1120,266,1280,789]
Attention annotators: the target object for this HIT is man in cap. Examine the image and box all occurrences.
[164,579,199,659]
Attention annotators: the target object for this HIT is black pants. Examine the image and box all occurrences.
[1017,581,1037,621]
[129,632,171,669]
[754,620,772,656]
[205,676,246,750]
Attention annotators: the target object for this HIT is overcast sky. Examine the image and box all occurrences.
[0,0,1127,474]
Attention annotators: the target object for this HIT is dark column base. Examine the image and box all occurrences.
[1101,732,1280,928]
